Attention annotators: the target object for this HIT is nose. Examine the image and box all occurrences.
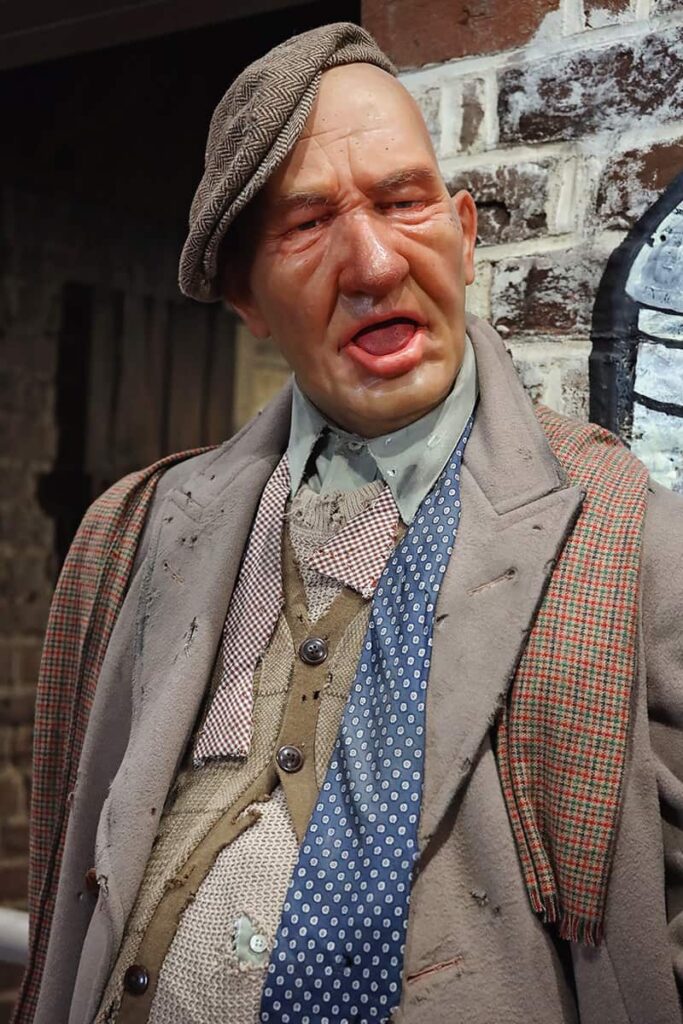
[335,210,409,299]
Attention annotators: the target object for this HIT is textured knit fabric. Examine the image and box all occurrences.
[287,334,479,524]
[178,23,396,302]
[260,417,473,1023]
[148,787,298,1024]
[15,446,214,1024]
[94,616,293,1023]
[194,464,399,764]
[496,405,650,943]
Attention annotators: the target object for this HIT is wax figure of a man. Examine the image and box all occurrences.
[14,21,683,1024]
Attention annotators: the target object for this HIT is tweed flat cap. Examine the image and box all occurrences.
[179,22,397,302]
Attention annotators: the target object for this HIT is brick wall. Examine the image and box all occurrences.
[364,0,683,453]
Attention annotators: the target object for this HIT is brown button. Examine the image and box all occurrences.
[276,745,304,773]
[299,636,328,665]
[123,964,149,996]
[84,867,99,893]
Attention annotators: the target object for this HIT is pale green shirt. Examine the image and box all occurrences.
[287,333,478,524]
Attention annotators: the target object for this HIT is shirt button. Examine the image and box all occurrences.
[277,745,304,773]
[299,636,328,665]
[346,440,364,452]
[123,964,149,996]
[249,933,268,954]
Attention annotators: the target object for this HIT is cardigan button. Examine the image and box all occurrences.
[299,636,328,665]
[124,964,150,995]
[277,745,304,773]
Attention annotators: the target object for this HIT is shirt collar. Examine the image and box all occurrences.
[287,333,478,524]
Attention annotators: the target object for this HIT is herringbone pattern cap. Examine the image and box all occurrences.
[178,22,396,303]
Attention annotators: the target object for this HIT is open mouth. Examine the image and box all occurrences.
[352,317,420,356]
[344,316,426,379]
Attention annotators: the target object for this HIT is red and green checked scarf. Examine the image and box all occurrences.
[498,406,648,944]
[13,410,648,1020]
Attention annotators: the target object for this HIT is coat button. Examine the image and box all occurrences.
[299,636,328,665]
[123,964,150,995]
[84,867,99,893]
[276,745,304,773]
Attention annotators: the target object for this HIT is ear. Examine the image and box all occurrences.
[223,280,271,339]
[451,190,478,286]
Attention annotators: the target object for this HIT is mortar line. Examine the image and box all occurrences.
[475,233,580,260]
[438,141,574,173]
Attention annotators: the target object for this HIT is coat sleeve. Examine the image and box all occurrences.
[644,480,683,1000]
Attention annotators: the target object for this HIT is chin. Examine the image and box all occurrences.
[339,381,450,437]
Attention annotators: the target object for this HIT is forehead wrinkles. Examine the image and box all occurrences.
[279,124,437,199]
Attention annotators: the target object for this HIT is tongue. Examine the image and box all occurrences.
[353,321,416,356]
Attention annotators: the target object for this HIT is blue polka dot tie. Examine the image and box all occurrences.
[260,418,473,1024]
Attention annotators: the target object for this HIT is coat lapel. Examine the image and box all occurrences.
[419,318,584,842]
[98,385,292,926]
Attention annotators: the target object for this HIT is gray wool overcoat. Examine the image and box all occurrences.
[32,317,683,1024]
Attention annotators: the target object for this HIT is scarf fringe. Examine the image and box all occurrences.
[529,885,604,945]
[556,912,604,947]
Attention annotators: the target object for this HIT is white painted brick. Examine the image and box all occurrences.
[547,153,582,234]
[507,339,591,420]
[466,261,493,321]
[402,24,683,492]
[560,0,584,35]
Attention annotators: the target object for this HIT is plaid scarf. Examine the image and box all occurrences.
[12,408,648,1021]
[498,405,649,943]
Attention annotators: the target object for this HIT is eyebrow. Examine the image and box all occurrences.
[272,166,441,216]
[371,166,441,194]
[271,191,332,216]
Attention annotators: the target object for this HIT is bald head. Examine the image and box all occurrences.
[303,62,436,158]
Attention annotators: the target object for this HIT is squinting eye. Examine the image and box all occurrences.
[296,219,320,232]
[379,200,419,211]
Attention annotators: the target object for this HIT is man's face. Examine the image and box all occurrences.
[228,62,477,437]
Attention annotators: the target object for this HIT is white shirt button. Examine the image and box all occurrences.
[249,933,268,954]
